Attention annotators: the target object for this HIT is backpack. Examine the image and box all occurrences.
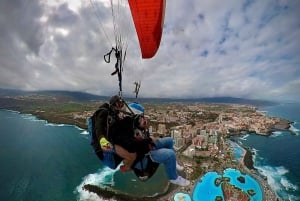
[87,103,122,169]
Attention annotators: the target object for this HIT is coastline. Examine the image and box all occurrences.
[79,126,289,201]
[240,143,280,201]
[82,170,185,201]
[0,104,288,201]
[154,143,281,201]
[243,147,255,170]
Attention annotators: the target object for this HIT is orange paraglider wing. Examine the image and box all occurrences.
[128,0,166,59]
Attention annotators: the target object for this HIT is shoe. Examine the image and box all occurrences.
[176,162,184,171]
[120,165,131,172]
[170,176,190,186]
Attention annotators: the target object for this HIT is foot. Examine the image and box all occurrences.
[170,176,190,186]
[120,165,131,172]
[176,162,184,171]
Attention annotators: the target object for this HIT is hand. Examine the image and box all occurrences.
[102,143,113,151]
[135,135,143,141]
[150,136,158,142]
[100,137,112,151]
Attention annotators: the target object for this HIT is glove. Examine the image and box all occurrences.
[99,137,112,151]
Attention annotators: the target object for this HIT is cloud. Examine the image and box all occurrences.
[0,0,299,102]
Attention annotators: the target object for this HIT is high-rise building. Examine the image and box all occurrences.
[157,123,167,136]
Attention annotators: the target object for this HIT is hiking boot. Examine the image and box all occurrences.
[176,163,184,171]
[170,176,190,186]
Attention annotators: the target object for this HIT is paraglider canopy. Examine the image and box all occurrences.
[128,0,166,59]
[98,0,166,95]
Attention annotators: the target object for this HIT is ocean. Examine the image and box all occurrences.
[0,102,299,201]
[0,109,167,201]
[238,103,300,201]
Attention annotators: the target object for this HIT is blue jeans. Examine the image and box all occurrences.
[149,137,178,180]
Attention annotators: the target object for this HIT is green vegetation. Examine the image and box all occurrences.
[0,95,101,129]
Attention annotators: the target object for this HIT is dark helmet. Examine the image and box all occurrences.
[109,95,123,106]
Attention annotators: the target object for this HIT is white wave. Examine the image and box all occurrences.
[18,112,90,137]
[276,166,289,176]
[76,167,120,201]
[257,110,268,117]
[19,114,71,128]
[280,177,298,191]
[251,147,258,154]
[271,131,284,137]
[2,109,20,113]
[251,148,259,162]
[21,113,46,122]
[77,126,86,131]
[289,124,300,135]
[18,113,68,127]
[45,123,66,127]
[287,194,299,201]
[240,134,249,140]
[80,130,89,135]
[7,110,87,133]
[76,188,104,201]
[255,165,298,200]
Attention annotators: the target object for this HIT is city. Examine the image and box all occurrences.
[1,95,284,200]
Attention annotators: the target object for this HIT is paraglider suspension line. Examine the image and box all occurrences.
[134,81,141,99]
[104,47,124,96]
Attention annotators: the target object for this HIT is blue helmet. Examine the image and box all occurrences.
[128,102,144,115]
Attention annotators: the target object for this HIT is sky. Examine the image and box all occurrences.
[0,0,299,102]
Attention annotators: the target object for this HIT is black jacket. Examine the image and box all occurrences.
[109,116,152,160]
[95,106,109,139]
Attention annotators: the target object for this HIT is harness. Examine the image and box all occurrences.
[89,100,159,180]
[88,103,122,168]
[132,154,159,181]
[131,126,159,181]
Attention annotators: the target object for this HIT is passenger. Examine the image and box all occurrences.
[110,102,190,186]
[89,95,136,169]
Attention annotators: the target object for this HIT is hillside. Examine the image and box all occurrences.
[0,88,277,106]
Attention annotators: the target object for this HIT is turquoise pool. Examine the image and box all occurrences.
[192,168,263,201]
